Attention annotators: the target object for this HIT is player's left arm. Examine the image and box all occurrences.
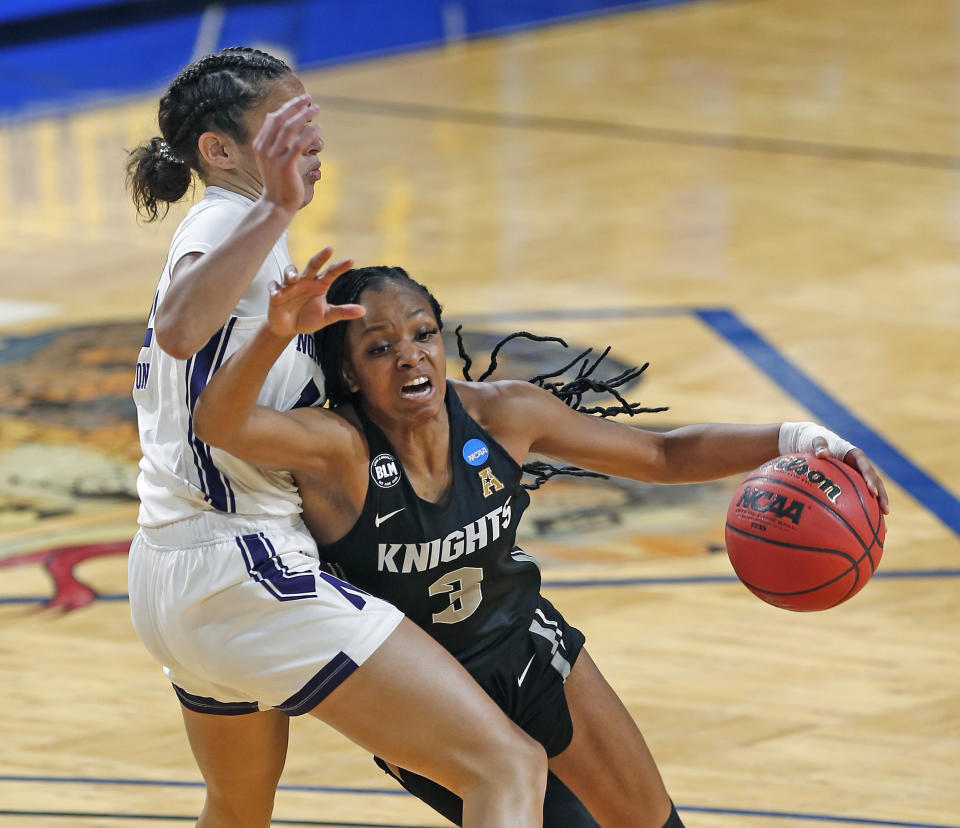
[477,380,889,512]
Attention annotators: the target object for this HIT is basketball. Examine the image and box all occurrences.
[725,453,885,611]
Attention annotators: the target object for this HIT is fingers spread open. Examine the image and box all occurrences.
[326,303,366,324]
[276,122,322,167]
[315,259,355,291]
[303,248,334,279]
[269,274,328,310]
[258,97,318,159]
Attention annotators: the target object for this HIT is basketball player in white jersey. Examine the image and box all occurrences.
[126,47,547,828]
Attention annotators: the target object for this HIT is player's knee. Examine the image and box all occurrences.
[511,731,549,783]
[477,727,547,793]
[198,787,276,828]
[198,765,282,827]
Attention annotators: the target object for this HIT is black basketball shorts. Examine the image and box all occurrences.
[478,593,586,757]
[373,595,592,826]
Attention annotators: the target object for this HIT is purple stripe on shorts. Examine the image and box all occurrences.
[277,652,359,716]
[173,684,260,716]
[237,532,319,602]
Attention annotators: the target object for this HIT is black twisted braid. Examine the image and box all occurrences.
[315,264,666,491]
[453,326,668,489]
[126,46,291,221]
[316,267,444,407]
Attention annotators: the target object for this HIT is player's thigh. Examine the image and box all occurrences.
[180,705,289,811]
[548,648,672,828]
[309,617,545,793]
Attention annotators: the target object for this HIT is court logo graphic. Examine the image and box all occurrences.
[0,322,141,613]
[478,467,504,498]
[370,453,401,488]
[0,321,728,620]
[0,541,130,612]
[462,439,489,466]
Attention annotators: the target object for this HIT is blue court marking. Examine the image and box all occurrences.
[0,774,402,795]
[680,805,957,828]
[458,304,960,539]
[0,593,130,605]
[543,569,960,588]
[695,308,960,538]
[0,813,427,827]
[0,776,956,827]
[2,567,960,606]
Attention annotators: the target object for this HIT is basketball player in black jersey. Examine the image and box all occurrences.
[194,253,888,828]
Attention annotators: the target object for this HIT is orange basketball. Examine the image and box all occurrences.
[725,454,885,611]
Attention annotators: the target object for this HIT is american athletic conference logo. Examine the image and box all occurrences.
[370,453,402,488]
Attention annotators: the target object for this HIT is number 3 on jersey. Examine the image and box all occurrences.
[429,566,483,624]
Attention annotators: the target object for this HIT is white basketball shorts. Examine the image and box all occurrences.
[128,511,403,715]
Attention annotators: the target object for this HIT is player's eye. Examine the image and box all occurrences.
[415,327,439,341]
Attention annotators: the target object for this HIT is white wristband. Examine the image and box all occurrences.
[778,421,855,460]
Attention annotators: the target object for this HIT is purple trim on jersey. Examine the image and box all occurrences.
[146,289,160,325]
[184,318,238,512]
[292,378,322,409]
[140,290,159,350]
[237,532,319,602]
[173,684,260,716]
[276,652,359,716]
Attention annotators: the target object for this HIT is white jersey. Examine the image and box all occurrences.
[133,186,325,528]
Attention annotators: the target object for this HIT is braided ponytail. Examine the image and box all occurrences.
[126,137,192,222]
[126,46,291,221]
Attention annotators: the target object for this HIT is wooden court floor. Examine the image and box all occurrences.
[1,0,958,825]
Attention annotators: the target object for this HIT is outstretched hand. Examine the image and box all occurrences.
[267,248,363,337]
[811,439,890,515]
[252,93,322,214]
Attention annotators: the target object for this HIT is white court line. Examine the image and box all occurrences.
[0,299,60,327]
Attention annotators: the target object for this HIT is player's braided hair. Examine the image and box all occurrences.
[126,46,291,221]
[453,327,667,489]
[318,266,667,489]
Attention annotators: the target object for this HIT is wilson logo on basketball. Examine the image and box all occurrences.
[762,455,842,503]
[735,487,805,525]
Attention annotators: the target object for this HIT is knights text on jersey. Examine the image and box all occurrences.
[133,187,326,527]
[318,385,540,675]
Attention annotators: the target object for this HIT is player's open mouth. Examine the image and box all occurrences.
[400,376,432,399]
[307,164,322,182]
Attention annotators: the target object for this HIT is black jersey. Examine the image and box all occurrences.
[319,384,539,676]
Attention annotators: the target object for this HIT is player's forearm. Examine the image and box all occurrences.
[155,198,296,359]
[656,423,781,483]
[194,324,290,447]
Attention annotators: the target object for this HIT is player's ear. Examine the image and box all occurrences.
[341,360,359,394]
[196,131,239,170]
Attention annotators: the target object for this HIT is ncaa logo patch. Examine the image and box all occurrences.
[462,438,489,466]
[370,453,401,488]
